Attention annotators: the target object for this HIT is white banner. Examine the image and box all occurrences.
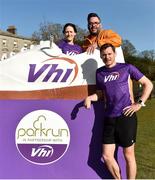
[0,41,124,91]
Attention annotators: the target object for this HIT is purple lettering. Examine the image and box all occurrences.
[61,69,73,82]
[28,64,73,82]
[28,64,50,82]
[43,64,63,82]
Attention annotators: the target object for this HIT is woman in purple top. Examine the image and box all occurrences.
[84,43,153,179]
[57,23,82,55]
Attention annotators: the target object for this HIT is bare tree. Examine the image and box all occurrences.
[122,39,137,57]
[139,50,155,61]
[32,21,63,42]
[32,21,87,44]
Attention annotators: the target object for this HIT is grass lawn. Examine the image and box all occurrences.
[136,98,155,178]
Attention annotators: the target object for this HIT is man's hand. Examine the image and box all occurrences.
[123,103,142,116]
[84,97,92,109]
[86,43,97,54]
[84,93,99,109]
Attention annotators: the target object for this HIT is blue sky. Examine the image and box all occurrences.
[0,0,155,52]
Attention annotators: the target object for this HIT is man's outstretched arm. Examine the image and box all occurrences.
[84,90,103,109]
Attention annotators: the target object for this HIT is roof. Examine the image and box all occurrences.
[0,29,32,40]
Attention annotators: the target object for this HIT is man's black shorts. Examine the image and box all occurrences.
[102,113,137,147]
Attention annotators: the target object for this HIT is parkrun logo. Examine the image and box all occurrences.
[28,57,78,84]
[15,110,70,165]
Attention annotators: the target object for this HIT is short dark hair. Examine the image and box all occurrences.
[63,23,77,34]
[100,43,116,53]
[87,13,101,22]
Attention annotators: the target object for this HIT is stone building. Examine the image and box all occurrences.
[0,26,33,60]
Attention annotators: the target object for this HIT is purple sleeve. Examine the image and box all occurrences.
[128,64,144,81]
[57,40,65,49]
[78,46,83,54]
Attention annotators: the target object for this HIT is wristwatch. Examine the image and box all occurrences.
[137,99,146,107]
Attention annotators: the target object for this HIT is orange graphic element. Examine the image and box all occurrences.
[42,57,78,84]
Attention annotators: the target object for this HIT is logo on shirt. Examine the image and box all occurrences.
[66,50,79,56]
[104,72,119,83]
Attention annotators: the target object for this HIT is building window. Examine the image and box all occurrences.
[10,51,16,57]
[13,41,18,48]
[24,43,28,47]
[1,52,8,60]
[2,39,7,47]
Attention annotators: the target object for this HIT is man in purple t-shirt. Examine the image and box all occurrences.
[84,43,153,179]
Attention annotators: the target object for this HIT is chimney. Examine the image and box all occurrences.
[7,25,17,34]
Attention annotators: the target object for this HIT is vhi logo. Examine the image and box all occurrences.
[28,57,78,84]
[15,110,70,165]
[31,145,53,157]
[104,72,119,83]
